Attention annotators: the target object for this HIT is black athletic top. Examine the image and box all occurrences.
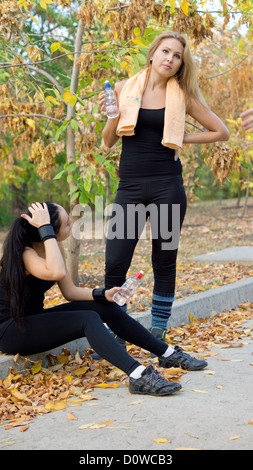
[119,108,182,179]
[0,273,55,337]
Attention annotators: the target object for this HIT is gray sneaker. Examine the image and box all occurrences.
[159,346,208,371]
[129,365,182,396]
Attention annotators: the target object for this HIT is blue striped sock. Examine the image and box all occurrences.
[151,290,174,330]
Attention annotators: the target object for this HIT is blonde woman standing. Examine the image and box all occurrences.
[98,31,229,369]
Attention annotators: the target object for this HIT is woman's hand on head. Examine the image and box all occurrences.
[21,202,51,228]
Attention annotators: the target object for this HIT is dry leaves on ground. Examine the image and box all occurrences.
[0,302,253,431]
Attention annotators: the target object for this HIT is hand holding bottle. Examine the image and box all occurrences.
[98,81,119,119]
[113,271,144,306]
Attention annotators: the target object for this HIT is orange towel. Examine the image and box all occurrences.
[116,68,186,150]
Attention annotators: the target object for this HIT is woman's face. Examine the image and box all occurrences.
[56,205,72,241]
[151,38,184,79]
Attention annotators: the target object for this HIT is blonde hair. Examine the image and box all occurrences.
[146,31,206,106]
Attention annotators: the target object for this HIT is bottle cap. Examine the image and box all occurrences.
[135,271,144,279]
[104,81,111,89]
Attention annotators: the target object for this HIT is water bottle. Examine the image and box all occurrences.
[113,271,144,306]
[104,80,119,118]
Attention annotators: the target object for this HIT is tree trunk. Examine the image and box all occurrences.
[66,18,84,285]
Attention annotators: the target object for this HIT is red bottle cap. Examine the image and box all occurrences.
[135,271,144,279]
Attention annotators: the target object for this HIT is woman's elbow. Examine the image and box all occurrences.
[58,270,67,281]
[219,126,230,142]
[50,268,66,281]
[223,129,230,141]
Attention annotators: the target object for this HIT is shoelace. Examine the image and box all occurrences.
[174,347,193,365]
[146,367,167,388]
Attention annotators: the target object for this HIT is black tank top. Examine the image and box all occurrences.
[0,273,55,336]
[119,108,183,180]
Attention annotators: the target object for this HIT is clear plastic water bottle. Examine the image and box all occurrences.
[104,80,119,119]
[113,271,144,306]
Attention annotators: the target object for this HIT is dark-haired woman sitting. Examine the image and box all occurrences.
[0,202,207,396]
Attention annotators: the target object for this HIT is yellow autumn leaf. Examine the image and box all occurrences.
[181,0,189,15]
[65,375,72,383]
[63,90,71,103]
[153,438,171,443]
[170,0,176,10]
[67,412,77,420]
[94,383,120,389]
[3,373,12,389]
[31,362,41,375]
[229,435,241,440]
[46,95,59,106]
[163,367,183,375]
[69,95,77,107]
[11,389,31,403]
[40,0,53,9]
[72,366,89,376]
[45,400,68,411]
[26,118,35,128]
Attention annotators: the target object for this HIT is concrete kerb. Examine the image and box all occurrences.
[1,276,253,381]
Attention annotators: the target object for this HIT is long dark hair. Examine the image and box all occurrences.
[0,202,61,329]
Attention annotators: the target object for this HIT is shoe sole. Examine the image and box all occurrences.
[129,384,182,396]
[159,361,208,371]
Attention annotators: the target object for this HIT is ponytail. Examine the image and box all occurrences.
[0,202,61,329]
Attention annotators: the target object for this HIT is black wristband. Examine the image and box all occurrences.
[92,287,106,303]
[38,224,56,243]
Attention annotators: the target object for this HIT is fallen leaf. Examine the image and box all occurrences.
[79,422,96,430]
[248,420,253,425]
[153,438,171,443]
[191,390,208,394]
[229,435,241,440]
[31,362,42,375]
[11,389,32,404]
[67,412,77,420]
[163,367,183,375]
[203,369,215,375]
[94,383,120,388]
[79,420,115,430]
[72,366,89,376]
[45,400,68,411]
[20,425,29,432]
[56,354,70,364]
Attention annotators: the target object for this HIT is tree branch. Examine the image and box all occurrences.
[203,47,253,80]
[0,113,64,123]
[27,65,64,94]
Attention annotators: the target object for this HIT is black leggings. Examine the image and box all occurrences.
[105,176,187,293]
[0,301,167,376]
